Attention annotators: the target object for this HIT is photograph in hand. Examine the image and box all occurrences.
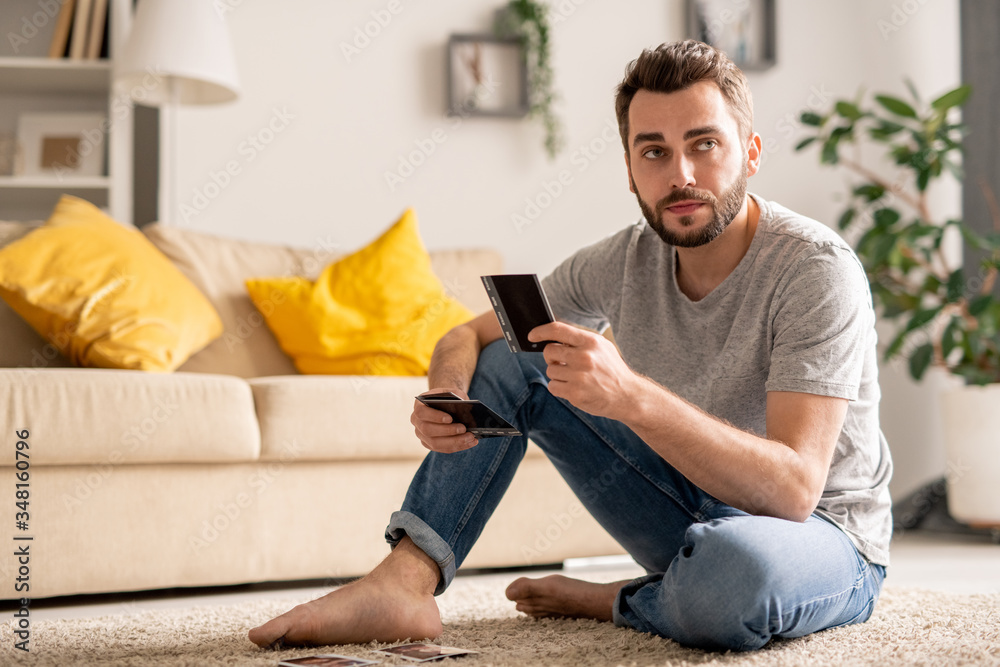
[416,392,521,437]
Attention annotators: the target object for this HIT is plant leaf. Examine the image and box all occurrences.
[884,328,908,361]
[875,94,918,119]
[800,111,824,127]
[941,316,962,359]
[837,208,856,231]
[905,306,942,333]
[930,84,972,111]
[909,343,935,381]
[836,101,863,121]
[853,184,886,202]
[946,269,965,303]
[795,136,817,151]
[873,207,900,228]
[970,294,993,317]
[820,137,839,165]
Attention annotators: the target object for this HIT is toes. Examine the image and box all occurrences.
[248,619,288,648]
[505,577,529,601]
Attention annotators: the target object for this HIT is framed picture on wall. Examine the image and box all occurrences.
[687,0,776,70]
[446,34,529,118]
[16,112,107,178]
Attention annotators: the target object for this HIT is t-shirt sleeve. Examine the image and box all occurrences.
[541,231,630,333]
[765,245,874,401]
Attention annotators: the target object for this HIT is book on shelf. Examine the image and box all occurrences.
[50,0,109,61]
[85,0,109,60]
[68,0,93,60]
[47,0,77,59]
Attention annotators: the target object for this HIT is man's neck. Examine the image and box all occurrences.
[675,195,760,302]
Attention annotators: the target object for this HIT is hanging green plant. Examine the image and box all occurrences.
[496,0,564,159]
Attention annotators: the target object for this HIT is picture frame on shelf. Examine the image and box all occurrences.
[0,132,15,177]
[15,112,107,178]
[687,0,776,71]
[446,34,529,118]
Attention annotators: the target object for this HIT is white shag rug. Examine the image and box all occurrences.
[1,575,998,666]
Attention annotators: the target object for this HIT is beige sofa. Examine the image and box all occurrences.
[0,220,622,600]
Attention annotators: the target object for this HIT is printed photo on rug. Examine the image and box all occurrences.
[372,642,479,662]
[278,655,379,666]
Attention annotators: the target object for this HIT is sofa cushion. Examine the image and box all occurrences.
[249,374,544,462]
[0,197,223,372]
[0,221,73,370]
[245,209,475,376]
[0,369,260,465]
[145,222,502,379]
[143,223,326,378]
[250,375,430,461]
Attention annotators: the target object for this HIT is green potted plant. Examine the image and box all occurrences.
[495,0,564,159]
[796,83,1000,528]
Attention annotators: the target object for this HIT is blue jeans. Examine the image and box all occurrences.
[386,341,885,651]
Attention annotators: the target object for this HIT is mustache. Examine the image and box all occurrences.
[656,188,717,212]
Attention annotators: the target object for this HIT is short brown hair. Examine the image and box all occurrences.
[615,40,753,155]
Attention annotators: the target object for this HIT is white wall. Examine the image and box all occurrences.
[172,0,961,499]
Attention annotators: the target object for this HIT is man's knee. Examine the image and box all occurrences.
[470,340,545,399]
[665,520,783,650]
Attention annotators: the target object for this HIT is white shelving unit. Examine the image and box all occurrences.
[0,0,133,223]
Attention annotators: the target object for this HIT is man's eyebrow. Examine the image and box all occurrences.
[631,131,664,148]
[683,125,722,140]
[631,126,723,147]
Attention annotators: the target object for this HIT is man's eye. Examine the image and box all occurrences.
[643,148,663,159]
[695,140,716,150]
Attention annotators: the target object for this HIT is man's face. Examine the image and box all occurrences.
[625,81,758,248]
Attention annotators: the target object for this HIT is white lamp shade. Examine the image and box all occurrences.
[115,0,240,105]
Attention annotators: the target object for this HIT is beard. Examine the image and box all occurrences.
[634,166,748,248]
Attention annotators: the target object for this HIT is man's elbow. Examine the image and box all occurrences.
[781,482,823,523]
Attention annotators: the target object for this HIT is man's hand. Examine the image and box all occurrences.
[529,322,638,421]
[410,388,479,453]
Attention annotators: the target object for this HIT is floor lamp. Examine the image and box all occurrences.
[114,0,240,225]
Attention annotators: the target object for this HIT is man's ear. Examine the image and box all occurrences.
[746,133,763,177]
[624,151,636,194]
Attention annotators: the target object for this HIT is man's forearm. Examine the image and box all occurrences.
[426,324,483,393]
[623,375,825,522]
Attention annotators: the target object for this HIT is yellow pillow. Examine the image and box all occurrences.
[0,196,222,372]
[246,209,474,375]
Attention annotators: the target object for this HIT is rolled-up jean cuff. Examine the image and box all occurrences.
[385,510,456,596]
[612,573,661,631]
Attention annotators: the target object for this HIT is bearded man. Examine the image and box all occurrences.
[250,40,892,652]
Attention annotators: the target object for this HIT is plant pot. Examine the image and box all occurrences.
[942,383,1000,528]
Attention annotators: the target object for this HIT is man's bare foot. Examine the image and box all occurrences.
[248,537,443,648]
[504,574,629,622]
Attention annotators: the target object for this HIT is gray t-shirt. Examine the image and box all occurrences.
[542,194,893,566]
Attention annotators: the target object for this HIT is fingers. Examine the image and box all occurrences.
[411,391,478,453]
[528,321,587,346]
